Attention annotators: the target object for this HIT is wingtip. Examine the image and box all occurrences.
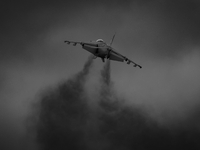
[133,65,142,68]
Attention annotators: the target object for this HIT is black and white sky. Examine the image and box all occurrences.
[1,0,200,150]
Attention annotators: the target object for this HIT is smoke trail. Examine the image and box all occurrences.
[96,59,151,150]
[96,59,200,150]
[75,54,94,84]
[30,55,200,150]
[99,60,112,100]
[31,55,94,150]
[98,60,120,113]
[101,60,111,86]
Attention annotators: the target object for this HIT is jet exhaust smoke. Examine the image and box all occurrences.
[30,56,200,150]
[101,60,111,86]
[98,60,119,113]
[31,55,94,150]
[75,54,94,84]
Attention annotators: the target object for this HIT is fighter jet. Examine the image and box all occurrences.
[64,34,142,68]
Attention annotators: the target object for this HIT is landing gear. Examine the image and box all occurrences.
[101,58,105,62]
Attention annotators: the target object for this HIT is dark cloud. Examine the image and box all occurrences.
[154,0,200,56]
[1,0,200,61]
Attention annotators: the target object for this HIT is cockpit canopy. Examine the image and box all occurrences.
[96,39,104,43]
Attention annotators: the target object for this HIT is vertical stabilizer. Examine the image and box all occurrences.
[109,32,116,46]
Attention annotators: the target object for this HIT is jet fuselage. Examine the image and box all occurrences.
[82,42,108,58]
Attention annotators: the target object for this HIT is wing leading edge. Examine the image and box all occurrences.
[64,40,83,46]
[109,48,142,68]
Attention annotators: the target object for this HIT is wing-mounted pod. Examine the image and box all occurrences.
[127,60,131,64]
[124,57,130,64]
[64,40,82,46]
[135,64,142,68]
[124,57,142,68]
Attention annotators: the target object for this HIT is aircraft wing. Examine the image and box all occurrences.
[125,58,142,68]
[109,48,142,68]
[64,40,83,46]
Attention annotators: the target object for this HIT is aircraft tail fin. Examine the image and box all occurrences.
[109,32,116,46]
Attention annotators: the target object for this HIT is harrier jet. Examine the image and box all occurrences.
[64,34,142,68]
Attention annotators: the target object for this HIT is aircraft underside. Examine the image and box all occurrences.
[82,45,124,62]
[64,37,142,68]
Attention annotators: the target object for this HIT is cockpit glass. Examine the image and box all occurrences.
[96,39,104,42]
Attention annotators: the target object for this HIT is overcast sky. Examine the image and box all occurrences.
[1,0,200,150]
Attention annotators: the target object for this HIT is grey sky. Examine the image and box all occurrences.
[1,0,200,149]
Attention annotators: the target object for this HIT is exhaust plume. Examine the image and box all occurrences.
[31,56,200,150]
[74,55,94,84]
[32,55,94,150]
[101,60,111,86]
[98,60,119,113]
